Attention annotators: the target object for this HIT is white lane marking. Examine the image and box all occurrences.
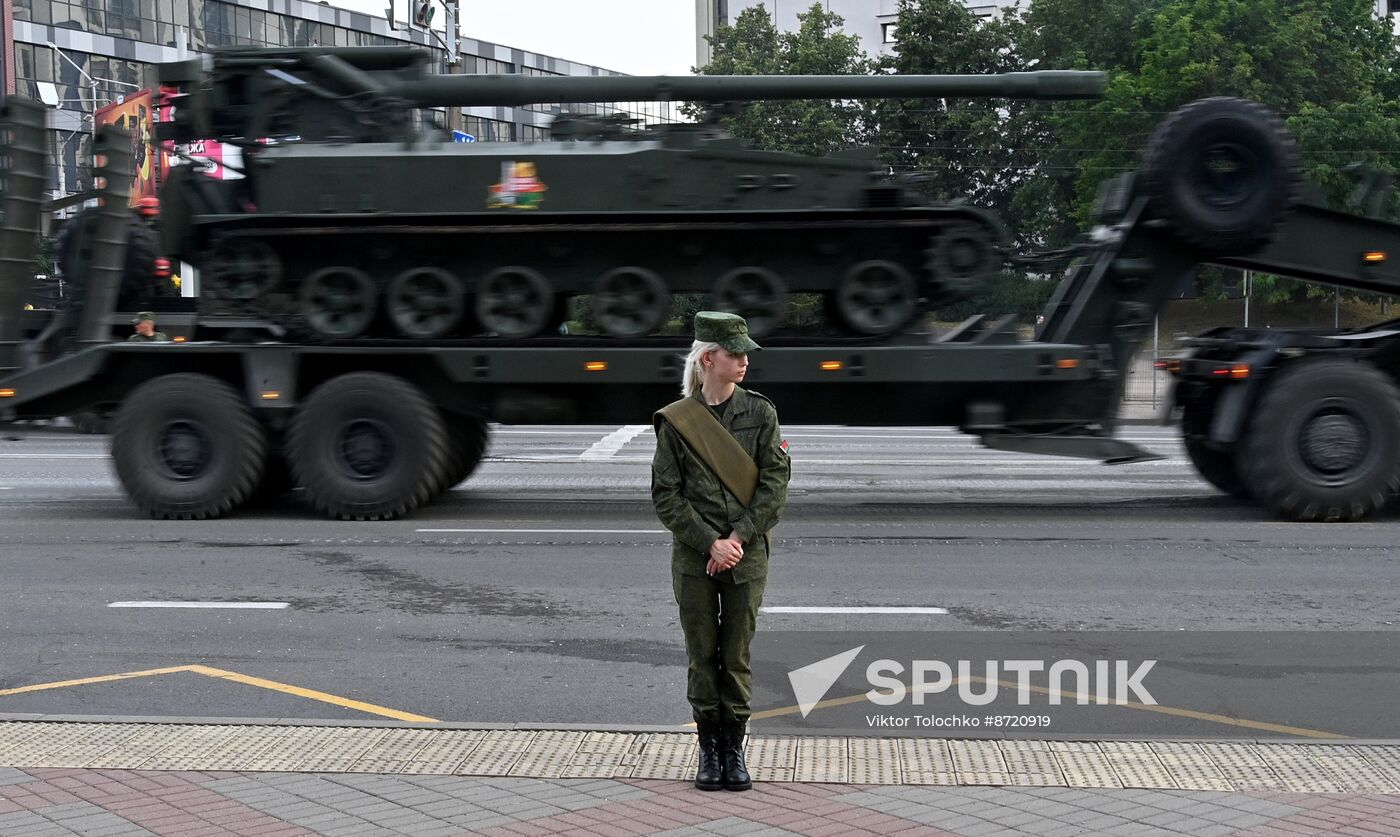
[0,454,109,459]
[108,601,290,609]
[417,528,667,534]
[763,606,949,615]
[579,425,650,460]
[491,430,622,435]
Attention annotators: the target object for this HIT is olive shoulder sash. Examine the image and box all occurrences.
[654,397,759,507]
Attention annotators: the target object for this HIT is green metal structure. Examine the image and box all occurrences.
[152,48,1102,341]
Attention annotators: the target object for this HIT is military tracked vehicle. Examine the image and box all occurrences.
[151,47,1102,341]
[6,49,1400,524]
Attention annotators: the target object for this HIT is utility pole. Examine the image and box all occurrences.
[445,0,462,134]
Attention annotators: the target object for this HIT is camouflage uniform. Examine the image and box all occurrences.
[127,311,169,342]
[127,331,169,342]
[653,386,790,724]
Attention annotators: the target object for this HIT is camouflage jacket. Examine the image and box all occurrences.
[127,332,169,342]
[651,387,790,584]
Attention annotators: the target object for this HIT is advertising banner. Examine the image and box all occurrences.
[94,89,158,206]
[157,86,244,183]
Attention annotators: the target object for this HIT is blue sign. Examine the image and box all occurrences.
[452,131,476,143]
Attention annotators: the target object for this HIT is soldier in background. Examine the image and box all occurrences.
[127,312,169,342]
[652,312,790,792]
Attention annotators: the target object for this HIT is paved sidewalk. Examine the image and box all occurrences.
[3,721,1400,836]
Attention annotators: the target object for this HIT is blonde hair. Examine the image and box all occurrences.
[682,340,722,397]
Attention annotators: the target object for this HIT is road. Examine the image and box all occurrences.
[2,424,1398,738]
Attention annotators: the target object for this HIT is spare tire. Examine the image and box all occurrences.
[55,209,166,309]
[1142,97,1300,257]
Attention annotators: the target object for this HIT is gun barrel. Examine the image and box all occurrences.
[392,70,1106,107]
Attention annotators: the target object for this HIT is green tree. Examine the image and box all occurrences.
[864,0,1034,222]
[696,3,870,156]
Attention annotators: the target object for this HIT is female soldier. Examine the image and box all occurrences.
[651,312,790,791]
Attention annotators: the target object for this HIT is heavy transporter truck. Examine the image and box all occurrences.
[0,47,1395,522]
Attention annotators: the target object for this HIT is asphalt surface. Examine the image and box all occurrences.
[2,424,1398,738]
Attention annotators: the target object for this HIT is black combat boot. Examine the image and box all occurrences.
[694,722,724,791]
[721,723,752,791]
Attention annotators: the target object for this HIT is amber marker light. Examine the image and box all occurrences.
[584,361,608,372]
[1363,250,1387,264]
[260,391,281,400]
[819,360,844,371]
[1212,364,1251,379]
[171,335,187,342]
[1056,358,1079,369]
[0,388,14,398]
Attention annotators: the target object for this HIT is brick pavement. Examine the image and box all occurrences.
[2,763,1400,835]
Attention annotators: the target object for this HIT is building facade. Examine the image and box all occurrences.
[1,0,640,201]
[695,0,1017,68]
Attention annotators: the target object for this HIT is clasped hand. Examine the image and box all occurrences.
[707,532,744,576]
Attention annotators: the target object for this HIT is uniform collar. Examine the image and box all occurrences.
[693,386,750,420]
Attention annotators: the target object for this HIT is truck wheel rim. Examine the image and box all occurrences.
[338,419,396,480]
[1298,408,1369,478]
[157,420,212,480]
[1190,140,1263,213]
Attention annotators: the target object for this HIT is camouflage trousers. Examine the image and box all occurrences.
[672,567,767,725]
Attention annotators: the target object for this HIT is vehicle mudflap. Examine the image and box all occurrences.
[979,432,1163,464]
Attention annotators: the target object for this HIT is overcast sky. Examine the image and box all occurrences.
[343,0,699,76]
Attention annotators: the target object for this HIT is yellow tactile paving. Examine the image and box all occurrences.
[1,721,1398,792]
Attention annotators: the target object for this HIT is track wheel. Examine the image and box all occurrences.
[299,267,378,338]
[594,267,670,338]
[1239,360,1400,521]
[476,267,553,338]
[713,267,787,339]
[111,374,268,520]
[287,373,450,520]
[386,268,465,339]
[833,260,917,336]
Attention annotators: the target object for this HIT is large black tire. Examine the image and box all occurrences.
[1183,435,1250,500]
[286,373,450,520]
[245,433,298,507]
[55,210,165,309]
[110,374,268,520]
[440,414,489,493]
[1142,97,1300,256]
[1239,360,1400,521]
[70,411,110,435]
[1180,401,1250,500]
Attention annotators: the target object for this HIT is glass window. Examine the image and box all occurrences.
[13,0,31,21]
[881,22,897,43]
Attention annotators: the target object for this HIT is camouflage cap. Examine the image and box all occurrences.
[695,311,760,354]
[131,311,155,324]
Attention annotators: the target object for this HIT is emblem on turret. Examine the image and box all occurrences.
[488,161,547,209]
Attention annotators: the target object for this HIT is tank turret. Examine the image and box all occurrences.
[153,47,1105,342]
